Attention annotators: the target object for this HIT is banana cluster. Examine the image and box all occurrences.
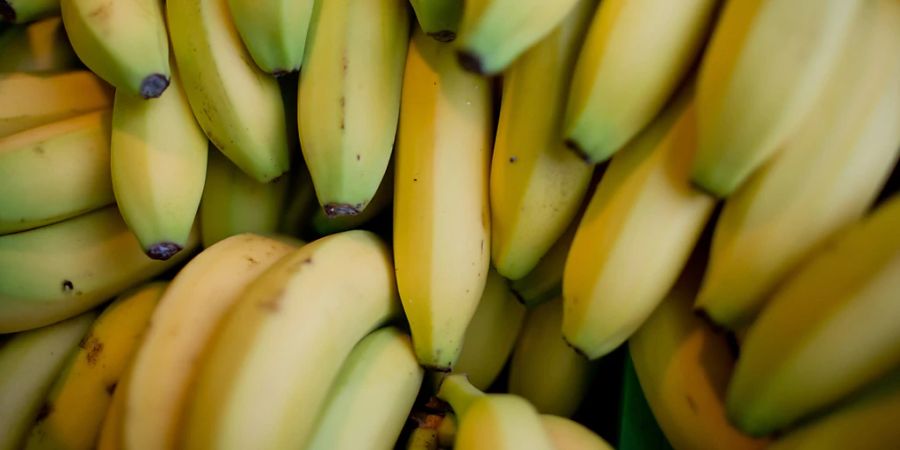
[2,0,900,448]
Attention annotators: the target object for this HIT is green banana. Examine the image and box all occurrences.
[0,205,195,333]
[226,0,314,74]
[199,149,288,248]
[490,0,596,280]
[278,163,318,237]
[23,282,165,450]
[695,0,900,329]
[60,0,170,98]
[183,230,400,450]
[0,71,112,138]
[540,415,613,450]
[298,0,408,216]
[0,312,95,450]
[0,16,79,73]
[409,0,462,42]
[0,110,113,235]
[509,215,577,307]
[562,89,715,359]
[727,193,900,436]
[393,27,492,370]
[563,0,717,163]
[122,234,299,450]
[0,0,59,24]
[311,162,394,236]
[508,297,594,417]
[112,67,208,260]
[167,0,289,183]
[305,327,424,450]
[691,0,864,197]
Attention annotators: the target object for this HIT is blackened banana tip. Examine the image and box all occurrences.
[140,74,170,99]
[147,242,183,261]
[323,203,361,218]
[428,30,456,42]
[456,50,485,75]
[564,138,595,164]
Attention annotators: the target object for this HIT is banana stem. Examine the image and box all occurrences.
[436,374,484,418]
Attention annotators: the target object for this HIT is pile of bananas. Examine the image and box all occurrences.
[1,0,899,448]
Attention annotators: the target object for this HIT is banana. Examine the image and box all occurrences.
[0,110,113,234]
[691,0,863,197]
[226,0,314,74]
[695,0,900,329]
[183,230,400,450]
[629,260,768,450]
[278,163,318,236]
[439,268,526,390]
[0,0,59,24]
[167,0,289,183]
[0,71,112,138]
[311,161,394,236]
[405,426,439,450]
[60,0,170,98]
[454,0,583,75]
[199,149,288,248]
[508,297,594,417]
[490,0,595,280]
[298,0,408,216]
[726,193,900,436]
[409,0,462,42]
[0,16,79,73]
[540,415,613,450]
[305,327,424,450]
[0,312,95,450]
[23,282,166,450]
[437,374,555,450]
[562,89,715,360]
[112,67,208,260]
[618,354,672,450]
[393,27,492,370]
[95,364,126,450]
[768,370,900,450]
[122,233,298,450]
[509,215,577,307]
[0,205,195,333]
[563,0,717,163]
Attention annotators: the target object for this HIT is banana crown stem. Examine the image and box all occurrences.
[436,374,485,418]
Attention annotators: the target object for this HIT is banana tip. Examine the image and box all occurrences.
[0,0,14,22]
[564,139,595,164]
[140,74,170,99]
[323,203,361,218]
[146,242,182,260]
[456,51,485,75]
[428,30,456,42]
[562,336,593,360]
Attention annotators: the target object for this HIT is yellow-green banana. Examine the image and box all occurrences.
[112,67,208,260]
[695,0,900,329]
[393,27,492,370]
[60,0,170,98]
[540,415,613,450]
[490,0,595,280]
[0,206,195,333]
[23,282,165,450]
[563,0,717,163]
[0,0,59,24]
[305,327,424,450]
[405,426,439,450]
[509,215,577,307]
[312,162,394,236]
[726,193,900,436]
[562,89,715,359]
[123,233,298,450]
[454,0,582,75]
[226,0,314,74]
[0,110,113,234]
[167,0,289,183]
[508,297,594,417]
[0,312,95,450]
[183,230,400,450]
[278,163,318,236]
[409,0,462,42]
[298,0,408,216]
[0,17,79,73]
[691,0,864,197]
[0,71,112,138]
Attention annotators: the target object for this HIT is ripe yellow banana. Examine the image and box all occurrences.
[393,27,492,370]
[454,0,582,75]
[695,0,900,329]
[508,297,594,417]
[95,364,127,450]
[0,0,59,24]
[540,415,613,450]
[226,0,314,75]
[409,0,462,42]
[509,216,578,307]
[0,16,79,73]
[0,312,95,450]
[122,233,298,450]
[0,110,113,235]
[0,206,195,333]
[405,426,439,450]
[727,193,900,436]
[562,89,715,359]
[0,71,112,138]
[490,0,595,280]
[691,0,864,197]
[23,282,165,450]
[298,0,408,216]
[60,0,170,98]
[167,0,289,183]
[305,327,424,450]
[563,0,717,162]
[112,67,208,260]
[183,230,400,449]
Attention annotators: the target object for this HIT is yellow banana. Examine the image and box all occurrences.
[509,215,578,307]
[0,16,79,73]
[541,415,613,450]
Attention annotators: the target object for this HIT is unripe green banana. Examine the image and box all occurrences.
[409,0,462,42]
[0,17,79,73]
[0,0,59,24]
[227,0,314,74]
